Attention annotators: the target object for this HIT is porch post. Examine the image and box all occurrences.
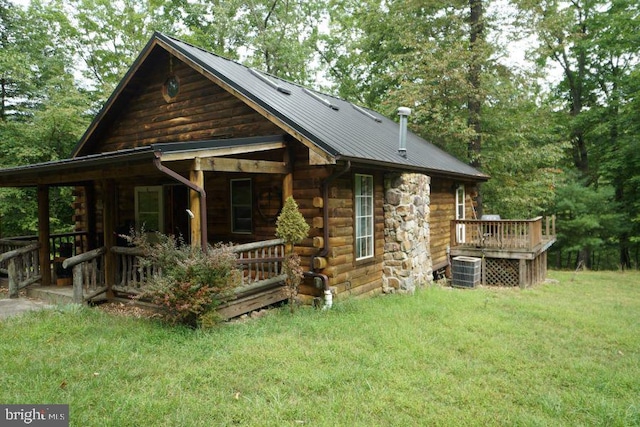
[86,184,97,251]
[190,159,204,248]
[282,148,293,202]
[37,185,51,286]
[102,180,116,298]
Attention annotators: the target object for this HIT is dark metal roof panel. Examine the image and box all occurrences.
[159,33,488,180]
[0,136,287,186]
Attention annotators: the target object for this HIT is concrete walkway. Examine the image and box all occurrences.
[0,298,52,320]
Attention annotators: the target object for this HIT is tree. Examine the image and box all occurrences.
[0,0,91,236]
[480,68,568,218]
[516,0,640,268]
[182,0,326,86]
[468,0,485,214]
[67,0,177,97]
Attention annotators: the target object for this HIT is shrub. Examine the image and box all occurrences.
[275,197,309,312]
[126,231,240,327]
[275,196,310,248]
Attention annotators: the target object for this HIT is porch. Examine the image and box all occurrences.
[1,236,288,319]
[450,216,556,287]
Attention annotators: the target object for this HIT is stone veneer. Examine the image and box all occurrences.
[383,173,432,293]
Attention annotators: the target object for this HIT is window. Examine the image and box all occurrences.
[455,184,465,243]
[355,174,374,260]
[135,186,164,232]
[162,75,180,102]
[231,179,252,233]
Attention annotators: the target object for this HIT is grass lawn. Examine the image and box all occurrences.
[1,270,639,426]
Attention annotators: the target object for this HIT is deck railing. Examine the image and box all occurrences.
[232,238,286,285]
[0,242,41,298]
[0,238,37,273]
[50,231,89,259]
[110,238,287,294]
[62,247,106,303]
[0,235,287,312]
[111,246,160,295]
[451,216,556,251]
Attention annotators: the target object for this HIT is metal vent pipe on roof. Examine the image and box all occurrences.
[397,107,411,157]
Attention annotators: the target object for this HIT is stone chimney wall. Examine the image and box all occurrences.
[383,173,432,293]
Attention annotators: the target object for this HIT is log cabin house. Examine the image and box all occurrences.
[0,33,552,317]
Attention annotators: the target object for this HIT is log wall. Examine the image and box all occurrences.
[83,50,283,155]
[430,179,476,271]
[320,167,385,300]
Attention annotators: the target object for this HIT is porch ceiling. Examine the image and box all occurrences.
[0,135,286,187]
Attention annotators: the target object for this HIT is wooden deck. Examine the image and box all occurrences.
[450,216,556,287]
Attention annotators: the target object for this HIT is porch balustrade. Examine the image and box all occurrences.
[450,216,556,251]
[1,236,288,316]
[0,241,41,298]
[62,247,107,303]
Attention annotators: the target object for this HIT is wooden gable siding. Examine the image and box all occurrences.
[85,50,282,154]
[430,179,476,270]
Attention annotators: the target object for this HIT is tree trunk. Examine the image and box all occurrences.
[1,78,6,122]
[468,0,484,216]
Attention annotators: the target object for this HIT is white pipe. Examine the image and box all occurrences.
[323,289,333,310]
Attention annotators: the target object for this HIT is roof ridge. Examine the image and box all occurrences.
[156,32,354,106]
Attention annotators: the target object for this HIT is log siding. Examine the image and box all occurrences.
[84,51,282,155]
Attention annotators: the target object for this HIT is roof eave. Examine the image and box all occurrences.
[0,148,158,187]
[336,155,490,182]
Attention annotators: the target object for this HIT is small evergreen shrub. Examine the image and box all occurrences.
[126,231,240,327]
[276,196,310,247]
[275,197,309,312]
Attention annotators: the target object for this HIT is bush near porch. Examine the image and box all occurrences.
[1,270,639,426]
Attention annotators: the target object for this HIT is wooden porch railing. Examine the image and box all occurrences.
[232,238,286,286]
[109,238,287,295]
[50,231,89,259]
[451,216,556,251]
[62,247,107,303]
[0,242,41,298]
[0,236,287,315]
[111,246,160,295]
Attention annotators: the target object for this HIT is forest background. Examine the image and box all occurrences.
[0,0,638,270]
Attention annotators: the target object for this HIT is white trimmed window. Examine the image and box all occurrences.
[135,186,164,232]
[355,174,374,260]
[231,178,252,233]
[455,184,466,243]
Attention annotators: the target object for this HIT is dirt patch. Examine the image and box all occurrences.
[96,301,159,320]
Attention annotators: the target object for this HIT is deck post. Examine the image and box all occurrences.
[8,258,18,298]
[519,259,527,288]
[72,264,84,303]
[190,159,204,248]
[37,185,51,286]
[102,180,116,298]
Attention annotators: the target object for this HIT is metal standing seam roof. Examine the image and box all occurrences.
[6,32,487,183]
[155,33,488,181]
[0,136,285,185]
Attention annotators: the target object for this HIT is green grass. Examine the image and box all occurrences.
[1,270,639,426]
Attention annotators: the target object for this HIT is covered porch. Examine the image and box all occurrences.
[0,135,307,318]
[450,216,556,287]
